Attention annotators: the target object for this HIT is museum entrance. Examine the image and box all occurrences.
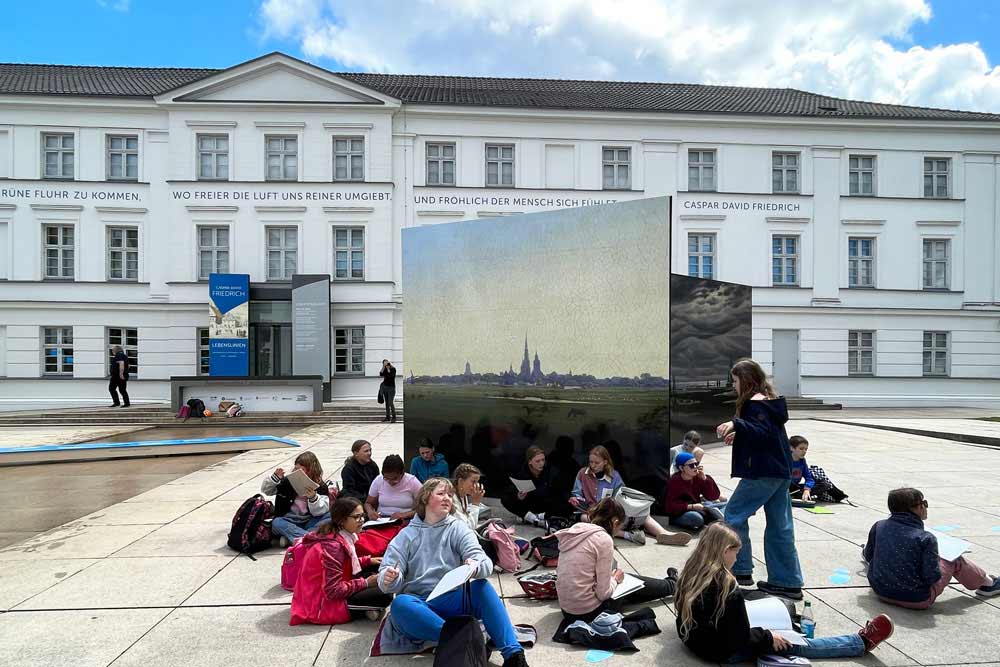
[249,301,292,377]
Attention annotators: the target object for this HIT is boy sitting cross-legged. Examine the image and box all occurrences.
[864,487,1000,609]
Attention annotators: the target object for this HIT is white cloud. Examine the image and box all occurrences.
[97,0,131,11]
[257,0,1000,112]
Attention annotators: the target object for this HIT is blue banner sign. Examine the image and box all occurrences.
[209,273,250,376]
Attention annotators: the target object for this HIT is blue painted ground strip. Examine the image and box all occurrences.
[0,435,299,455]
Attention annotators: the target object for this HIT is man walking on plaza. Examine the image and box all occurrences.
[108,345,130,408]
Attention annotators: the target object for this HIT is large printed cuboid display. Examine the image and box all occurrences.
[402,197,751,500]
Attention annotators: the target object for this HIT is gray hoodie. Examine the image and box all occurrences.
[377,513,492,599]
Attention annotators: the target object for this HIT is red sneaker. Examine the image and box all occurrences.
[858,614,894,652]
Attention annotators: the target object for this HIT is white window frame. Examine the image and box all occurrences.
[197,225,231,280]
[688,149,717,192]
[848,154,876,196]
[923,157,951,199]
[602,146,631,190]
[106,225,139,282]
[847,236,876,288]
[41,326,74,376]
[265,135,298,182]
[107,326,138,378]
[106,134,139,181]
[923,331,949,377]
[197,327,210,376]
[426,142,457,186]
[485,143,515,187]
[772,152,800,193]
[41,132,75,180]
[333,136,365,182]
[688,232,716,279]
[847,330,875,376]
[771,235,799,286]
[332,226,365,281]
[196,133,230,181]
[334,326,365,375]
[922,238,950,290]
[265,225,298,281]
[42,223,75,280]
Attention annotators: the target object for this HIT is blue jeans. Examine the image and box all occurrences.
[669,507,724,530]
[271,514,326,541]
[725,633,864,662]
[724,477,803,588]
[390,578,521,659]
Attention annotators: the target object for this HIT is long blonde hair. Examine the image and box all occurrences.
[730,358,777,417]
[675,523,742,640]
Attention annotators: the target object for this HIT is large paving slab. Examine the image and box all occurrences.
[0,523,159,561]
[182,553,291,607]
[110,522,233,558]
[0,558,99,610]
[0,608,171,667]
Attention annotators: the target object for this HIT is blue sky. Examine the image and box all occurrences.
[2,1,999,111]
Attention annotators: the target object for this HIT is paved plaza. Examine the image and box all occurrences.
[2,416,1000,666]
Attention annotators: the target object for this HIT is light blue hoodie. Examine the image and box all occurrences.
[377,513,492,599]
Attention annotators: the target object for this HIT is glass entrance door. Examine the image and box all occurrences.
[249,324,292,377]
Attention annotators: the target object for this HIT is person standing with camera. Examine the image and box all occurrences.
[379,359,397,423]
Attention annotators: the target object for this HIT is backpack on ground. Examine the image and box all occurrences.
[184,398,206,421]
[478,520,521,573]
[225,403,244,418]
[433,584,488,667]
[517,570,558,600]
[529,534,560,567]
[227,494,274,558]
[281,537,308,591]
[176,404,191,419]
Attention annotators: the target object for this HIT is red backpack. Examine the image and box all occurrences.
[281,537,309,591]
[529,534,560,567]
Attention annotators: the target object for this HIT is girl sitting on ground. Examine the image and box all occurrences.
[365,454,421,521]
[501,446,574,528]
[341,439,379,501]
[675,523,895,663]
[665,451,725,531]
[453,463,488,530]
[377,478,531,667]
[571,445,689,546]
[261,451,331,546]
[556,498,680,622]
[290,497,392,625]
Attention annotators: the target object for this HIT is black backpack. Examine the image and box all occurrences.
[227,494,274,559]
[433,585,487,667]
[529,534,560,567]
[185,398,206,420]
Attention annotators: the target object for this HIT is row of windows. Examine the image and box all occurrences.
[688,234,952,290]
[37,132,956,197]
[42,326,137,376]
[848,330,951,377]
[195,326,366,376]
[42,224,365,282]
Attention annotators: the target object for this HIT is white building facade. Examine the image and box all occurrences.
[0,53,998,407]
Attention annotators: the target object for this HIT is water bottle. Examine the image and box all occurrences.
[801,600,816,639]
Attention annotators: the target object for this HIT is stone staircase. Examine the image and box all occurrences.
[785,396,842,410]
[0,403,403,426]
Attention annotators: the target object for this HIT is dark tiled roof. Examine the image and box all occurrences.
[0,63,216,97]
[2,60,998,122]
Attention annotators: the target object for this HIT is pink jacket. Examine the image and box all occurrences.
[290,532,372,626]
[554,522,615,615]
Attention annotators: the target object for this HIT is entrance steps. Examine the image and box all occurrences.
[786,397,842,410]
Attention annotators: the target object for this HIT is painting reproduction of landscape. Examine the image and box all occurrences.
[402,198,672,495]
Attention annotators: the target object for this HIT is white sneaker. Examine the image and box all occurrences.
[279,536,289,548]
[625,529,647,545]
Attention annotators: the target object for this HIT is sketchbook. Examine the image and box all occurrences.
[510,477,536,493]
[611,573,645,599]
[285,468,319,496]
[426,563,475,601]
[363,517,401,529]
[745,597,807,646]
[928,529,972,562]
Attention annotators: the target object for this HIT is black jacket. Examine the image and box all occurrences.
[730,397,793,480]
[677,581,773,662]
[379,365,396,388]
[340,456,380,500]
